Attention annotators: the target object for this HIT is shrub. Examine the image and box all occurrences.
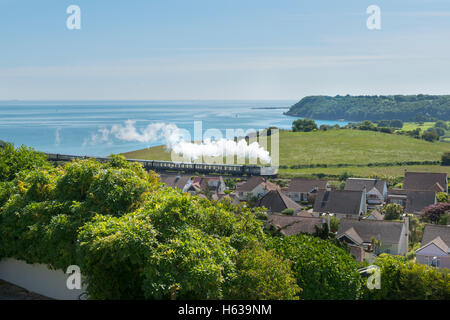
[0,143,49,182]
[292,119,318,132]
[420,203,450,224]
[422,131,439,142]
[382,203,404,220]
[442,152,450,166]
[268,234,362,300]
[224,245,300,300]
[281,208,295,215]
[362,254,450,300]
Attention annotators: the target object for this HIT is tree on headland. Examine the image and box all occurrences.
[292,119,318,132]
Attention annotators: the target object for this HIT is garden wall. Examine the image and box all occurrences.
[0,258,87,300]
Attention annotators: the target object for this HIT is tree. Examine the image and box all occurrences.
[436,192,449,203]
[422,131,439,142]
[382,203,403,220]
[442,152,450,166]
[362,254,450,300]
[268,234,362,300]
[421,202,450,224]
[0,143,49,182]
[225,245,300,300]
[292,119,318,132]
[435,120,448,130]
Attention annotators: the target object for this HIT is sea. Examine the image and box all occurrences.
[0,100,348,156]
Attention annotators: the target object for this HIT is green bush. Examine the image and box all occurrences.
[362,254,450,300]
[268,234,362,300]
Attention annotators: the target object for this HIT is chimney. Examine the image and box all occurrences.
[403,214,409,256]
[327,213,331,230]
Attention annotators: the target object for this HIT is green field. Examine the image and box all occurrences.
[122,129,450,178]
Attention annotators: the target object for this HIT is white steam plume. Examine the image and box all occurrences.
[85,120,271,164]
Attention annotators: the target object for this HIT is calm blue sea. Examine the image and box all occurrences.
[0,101,348,156]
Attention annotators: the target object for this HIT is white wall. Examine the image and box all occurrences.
[0,258,87,300]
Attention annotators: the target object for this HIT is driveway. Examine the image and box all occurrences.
[0,280,52,300]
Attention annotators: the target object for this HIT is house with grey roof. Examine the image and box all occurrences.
[416,225,450,269]
[235,176,279,201]
[284,179,329,202]
[160,174,192,193]
[313,190,367,219]
[403,171,448,193]
[345,178,387,208]
[337,217,409,261]
[266,214,325,236]
[257,189,302,214]
[387,189,437,214]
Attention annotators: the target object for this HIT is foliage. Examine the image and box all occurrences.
[442,152,450,166]
[420,202,450,224]
[77,213,158,299]
[382,203,403,220]
[280,208,295,216]
[268,234,362,300]
[0,143,49,182]
[292,118,317,132]
[422,131,439,142]
[436,192,449,203]
[362,254,450,300]
[224,245,301,300]
[286,95,450,121]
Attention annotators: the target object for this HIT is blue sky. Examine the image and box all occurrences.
[1,0,450,100]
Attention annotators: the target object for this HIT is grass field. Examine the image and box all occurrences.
[122,129,450,178]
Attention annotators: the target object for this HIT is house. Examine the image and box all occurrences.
[284,179,329,202]
[313,190,367,219]
[186,176,226,195]
[235,176,279,201]
[159,174,192,192]
[257,189,302,214]
[337,217,409,261]
[344,178,387,207]
[387,189,437,214]
[266,214,325,236]
[403,171,448,193]
[416,225,450,269]
[364,210,384,220]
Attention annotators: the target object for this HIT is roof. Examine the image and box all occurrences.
[403,172,448,192]
[313,190,364,216]
[286,179,328,193]
[257,190,302,213]
[267,214,324,236]
[235,176,265,192]
[160,175,191,191]
[365,210,384,220]
[404,190,436,213]
[389,189,437,213]
[345,178,386,194]
[416,236,449,254]
[421,225,450,249]
[339,227,364,245]
[337,218,405,245]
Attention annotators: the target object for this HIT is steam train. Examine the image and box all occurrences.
[45,153,277,176]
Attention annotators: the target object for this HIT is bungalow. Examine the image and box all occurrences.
[387,189,437,214]
[284,179,329,202]
[403,171,448,193]
[235,176,279,201]
[337,217,409,261]
[313,190,367,219]
[416,225,450,269]
[344,178,387,208]
[266,214,325,236]
[159,174,192,193]
[186,176,226,195]
[257,189,302,214]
